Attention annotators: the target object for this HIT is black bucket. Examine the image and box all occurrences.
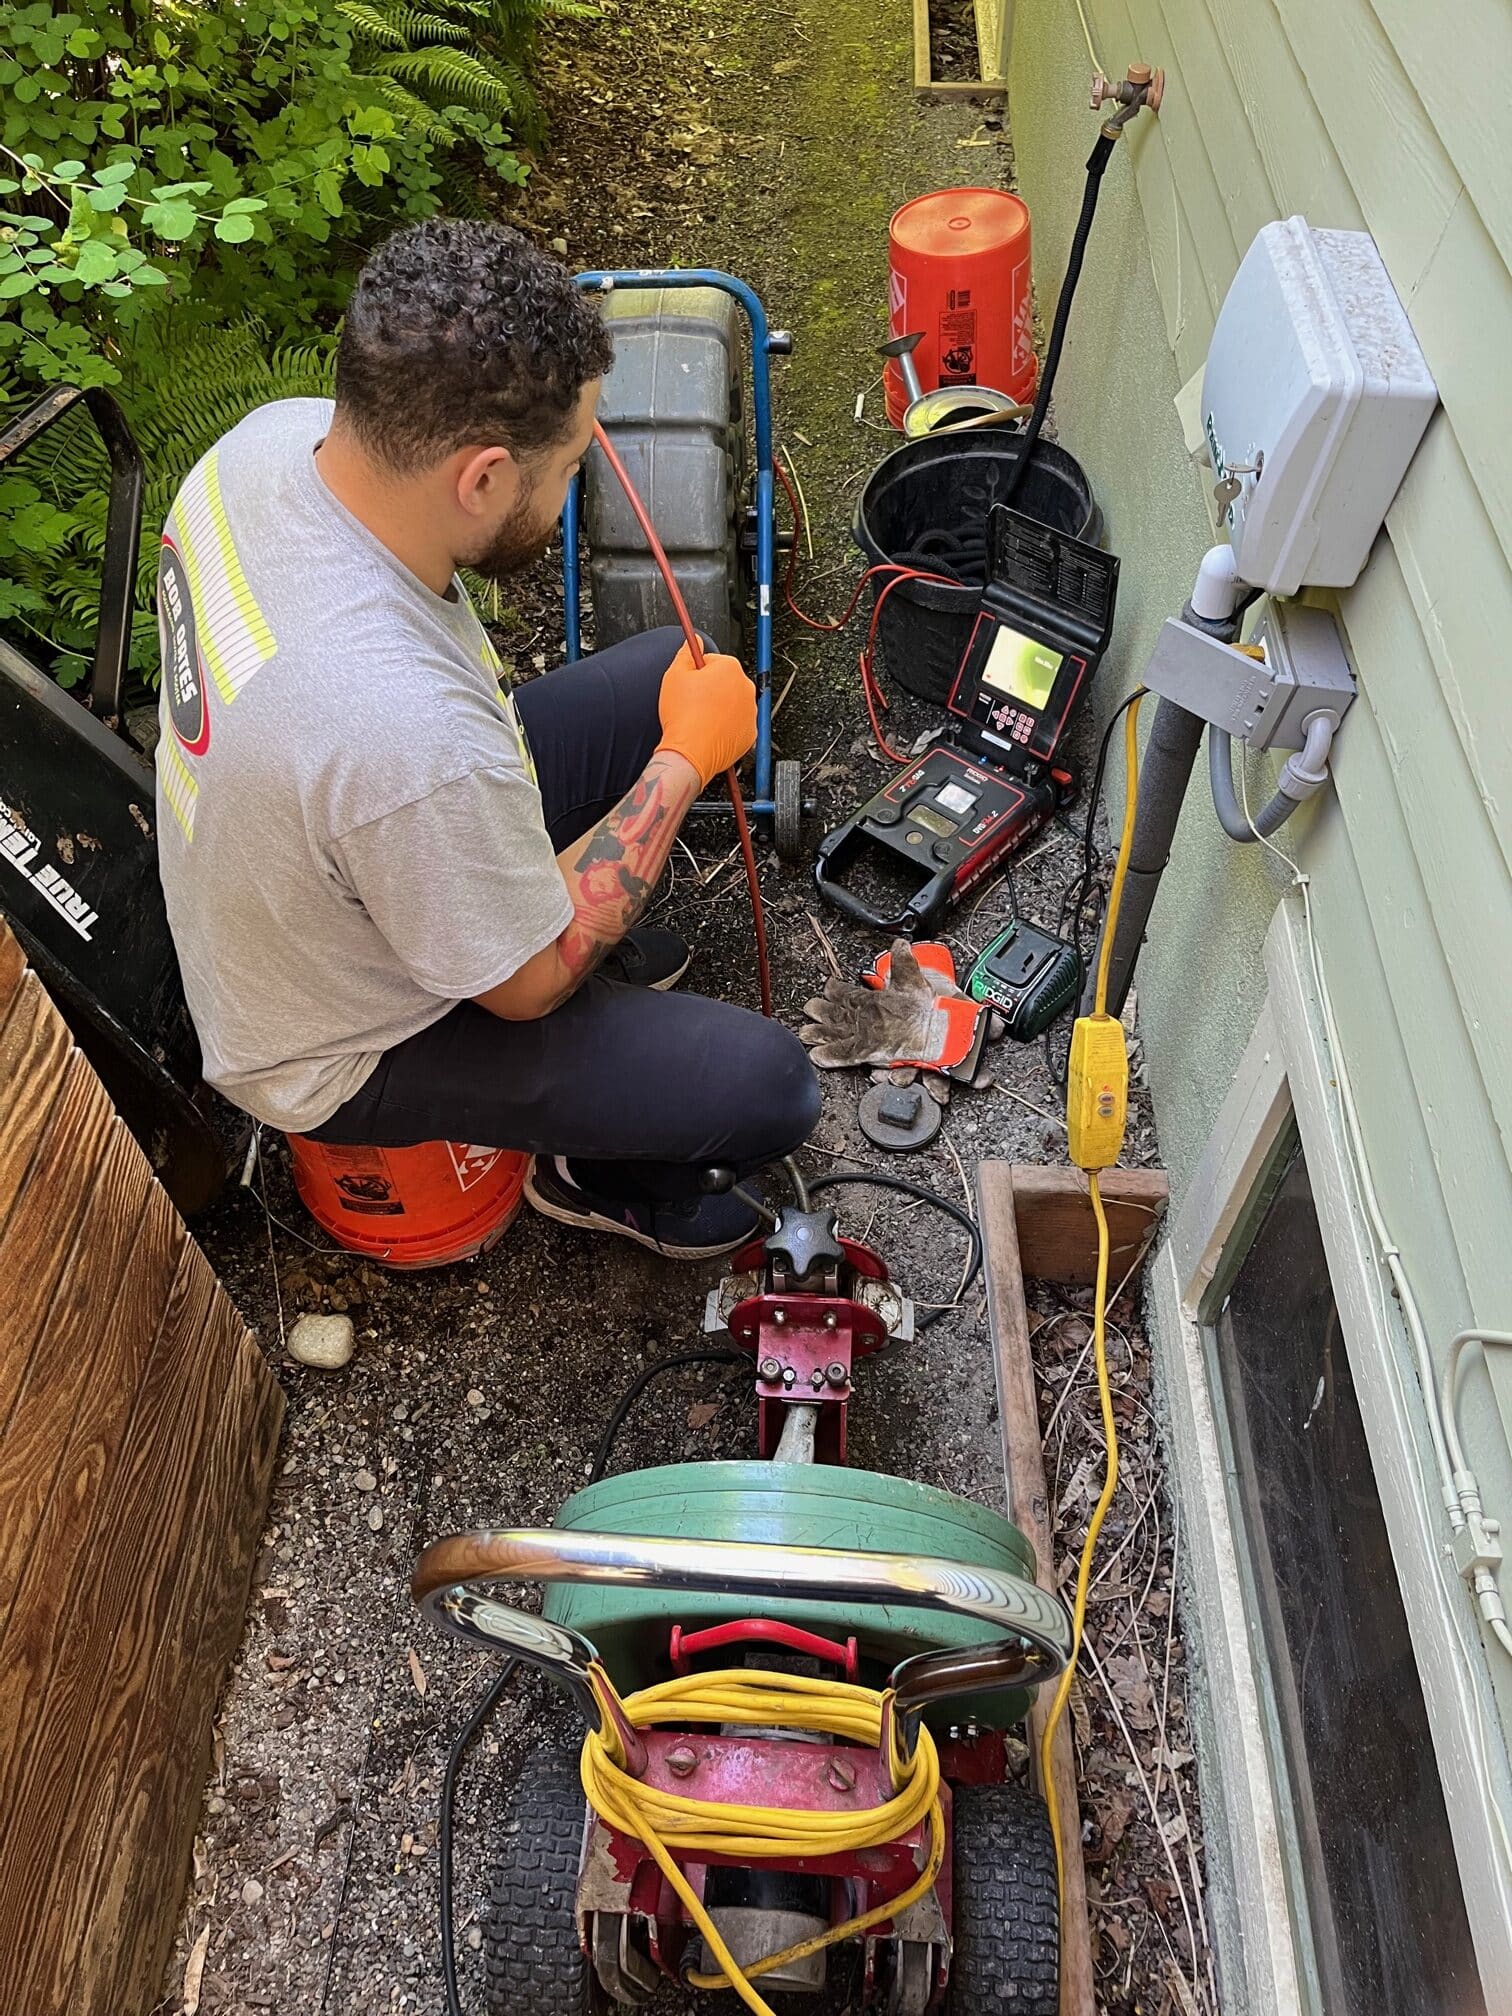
[854,430,1101,707]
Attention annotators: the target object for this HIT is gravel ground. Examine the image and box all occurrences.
[160,2,1212,2011]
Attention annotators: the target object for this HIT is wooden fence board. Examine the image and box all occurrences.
[97,1299,278,2012]
[0,921,281,2016]
[0,971,73,1233]
[0,918,24,1011]
[0,1054,106,1428]
[71,1284,277,2016]
[0,1122,150,1628]
[0,1191,184,1759]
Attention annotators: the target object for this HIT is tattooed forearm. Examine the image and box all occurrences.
[557,753,697,980]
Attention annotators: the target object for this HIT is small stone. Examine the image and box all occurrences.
[286,1314,354,1370]
[367,1505,384,1531]
[466,1389,485,1408]
[886,1065,918,1085]
[550,235,568,253]
[921,1072,951,1106]
[353,1469,377,1493]
[986,1011,1007,1042]
[242,1878,264,1906]
[466,1926,483,1950]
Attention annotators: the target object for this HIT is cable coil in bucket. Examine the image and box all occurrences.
[853,428,1102,709]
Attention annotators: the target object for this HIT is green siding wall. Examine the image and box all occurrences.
[1006,0,1512,1742]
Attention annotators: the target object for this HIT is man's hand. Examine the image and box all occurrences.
[654,641,757,789]
[475,749,699,1021]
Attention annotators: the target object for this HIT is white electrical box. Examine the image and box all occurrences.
[1201,218,1438,595]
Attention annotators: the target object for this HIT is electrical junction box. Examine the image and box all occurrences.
[1202,218,1438,595]
[1142,597,1356,748]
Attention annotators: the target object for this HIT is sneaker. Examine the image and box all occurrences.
[599,925,690,991]
[524,1156,760,1259]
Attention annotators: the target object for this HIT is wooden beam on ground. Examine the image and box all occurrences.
[0,918,283,2016]
[912,0,932,93]
[912,0,1008,101]
[978,1161,1095,2016]
[1008,1163,1168,1288]
[976,1160,1168,2016]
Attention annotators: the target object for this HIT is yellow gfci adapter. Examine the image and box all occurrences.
[1066,1011,1130,1172]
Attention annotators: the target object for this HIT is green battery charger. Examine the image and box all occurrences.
[966,919,1081,1040]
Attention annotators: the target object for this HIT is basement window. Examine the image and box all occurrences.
[1211,1126,1486,2014]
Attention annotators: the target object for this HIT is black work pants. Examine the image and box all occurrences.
[308,630,819,1199]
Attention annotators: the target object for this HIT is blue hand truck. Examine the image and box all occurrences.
[561,269,805,858]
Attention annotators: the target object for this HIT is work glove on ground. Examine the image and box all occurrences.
[654,641,758,789]
[799,940,985,1070]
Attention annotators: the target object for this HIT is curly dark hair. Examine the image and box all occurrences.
[333,220,613,471]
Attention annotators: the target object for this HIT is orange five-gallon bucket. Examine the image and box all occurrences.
[885,189,1036,428]
[286,1136,529,1269]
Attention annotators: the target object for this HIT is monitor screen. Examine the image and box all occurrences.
[980,624,1064,712]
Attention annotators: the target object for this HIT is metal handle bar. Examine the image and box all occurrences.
[412,1527,1071,1756]
[0,385,144,722]
[811,848,926,936]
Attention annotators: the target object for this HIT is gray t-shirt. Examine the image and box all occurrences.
[155,397,572,1133]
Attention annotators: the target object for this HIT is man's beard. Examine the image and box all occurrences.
[466,489,558,584]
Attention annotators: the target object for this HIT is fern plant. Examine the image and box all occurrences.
[341,0,598,152]
[3,323,336,688]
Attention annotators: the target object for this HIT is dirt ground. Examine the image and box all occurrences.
[162,2,1216,2011]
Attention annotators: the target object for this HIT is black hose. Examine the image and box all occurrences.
[1082,592,1257,1017]
[439,1657,517,2016]
[1002,130,1117,508]
[1046,687,1146,1085]
[587,1347,749,1484]
[805,1170,981,1332]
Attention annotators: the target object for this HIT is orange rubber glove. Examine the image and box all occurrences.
[655,642,757,790]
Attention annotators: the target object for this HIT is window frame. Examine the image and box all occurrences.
[1151,900,1512,2012]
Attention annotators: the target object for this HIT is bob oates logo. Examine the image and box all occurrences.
[158,538,209,754]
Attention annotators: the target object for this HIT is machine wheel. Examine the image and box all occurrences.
[946,1783,1059,2016]
[484,1749,589,2016]
[774,757,804,860]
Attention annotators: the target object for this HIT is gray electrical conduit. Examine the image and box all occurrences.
[1209,712,1337,842]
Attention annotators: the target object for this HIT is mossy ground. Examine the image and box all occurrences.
[172,6,1202,2012]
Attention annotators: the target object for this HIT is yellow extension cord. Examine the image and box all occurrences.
[581,1665,943,2016]
[1039,690,1145,1902]
[576,698,1147,2002]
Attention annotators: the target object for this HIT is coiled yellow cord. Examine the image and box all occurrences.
[1042,692,1144,1899]
[580,1665,943,2016]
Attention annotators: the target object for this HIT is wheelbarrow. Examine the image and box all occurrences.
[413,1187,1070,2013]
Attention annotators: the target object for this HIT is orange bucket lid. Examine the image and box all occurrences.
[890,188,1031,259]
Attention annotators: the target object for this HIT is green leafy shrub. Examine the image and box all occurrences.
[0,0,586,687]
